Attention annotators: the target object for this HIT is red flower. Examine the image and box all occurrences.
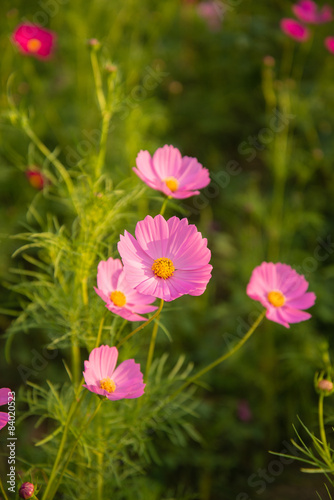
[26,168,47,190]
[12,24,56,59]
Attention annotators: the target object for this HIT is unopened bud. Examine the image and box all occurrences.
[19,482,35,499]
[263,55,275,67]
[104,63,117,73]
[318,379,334,392]
[87,38,100,48]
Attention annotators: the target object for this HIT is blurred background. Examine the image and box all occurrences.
[1,0,334,498]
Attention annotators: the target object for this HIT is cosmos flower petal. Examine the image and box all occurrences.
[280,18,310,42]
[286,291,316,309]
[0,412,9,431]
[278,307,312,325]
[96,258,123,293]
[152,144,182,178]
[266,306,290,328]
[135,215,169,259]
[12,23,56,59]
[325,37,334,54]
[0,388,11,407]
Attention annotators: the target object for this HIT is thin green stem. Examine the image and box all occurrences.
[41,389,86,500]
[95,75,115,178]
[90,49,106,112]
[0,478,9,500]
[145,299,163,379]
[170,309,266,400]
[116,300,164,349]
[160,197,170,216]
[82,276,89,306]
[48,399,103,500]
[23,124,73,195]
[95,316,105,348]
[319,393,331,463]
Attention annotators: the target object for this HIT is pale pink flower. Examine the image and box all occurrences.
[118,214,212,302]
[12,24,56,59]
[246,262,316,329]
[83,345,145,400]
[133,145,210,199]
[292,0,332,24]
[280,19,311,42]
[94,258,157,322]
[325,36,334,54]
[0,388,11,430]
[197,2,222,31]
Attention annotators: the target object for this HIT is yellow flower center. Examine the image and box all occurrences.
[99,377,116,393]
[267,290,285,307]
[152,257,175,279]
[27,38,42,53]
[164,177,179,192]
[110,290,126,307]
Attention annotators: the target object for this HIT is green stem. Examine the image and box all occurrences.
[145,299,163,379]
[116,300,164,349]
[0,478,9,500]
[160,197,170,216]
[170,309,266,400]
[48,398,103,500]
[95,316,105,349]
[23,124,73,195]
[82,276,89,306]
[41,389,86,500]
[319,393,331,462]
[90,49,106,112]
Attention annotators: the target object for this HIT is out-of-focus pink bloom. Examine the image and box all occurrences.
[0,388,11,430]
[133,145,210,199]
[197,2,222,31]
[94,257,157,322]
[292,0,332,24]
[246,262,316,329]
[325,36,334,54]
[237,399,252,422]
[118,214,212,302]
[26,167,47,190]
[83,345,145,400]
[280,18,311,42]
[19,482,35,499]
[12,23,55,59]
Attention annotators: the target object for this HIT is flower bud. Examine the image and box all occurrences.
[26,167,46,190]
[318,379,334,392]
[19,482,35,499]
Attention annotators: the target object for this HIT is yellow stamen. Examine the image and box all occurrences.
[27,38,42,53]
[110,290,126,307]
[267,290,285,307]
[152,257,175,279]
[99,377,116,393]
[164,177,179,192]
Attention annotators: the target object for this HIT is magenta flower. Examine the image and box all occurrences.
[197,2,222,31]
[246,262,316,329]
[325,36,334,54]
[12,24,56,59]
[133,145,210,199]
[83,345,145,400]
[292,0,332,24]
[94,257,157,322]
[0,388,11,430]
[118,214,212,302]
[19,482,35,499]
[280,18,311,42]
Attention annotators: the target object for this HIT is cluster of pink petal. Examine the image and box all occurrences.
[246,262,316,329]
[94,258,157,321]
[280,18,310,42]
[197,2,222,31]
[325,37,334,54]
[0,388,11,430]
[12,23,55,59]
[83,345,145,400]
[293,0,332,23]
[118,214,212,302]
[133,145,210,199]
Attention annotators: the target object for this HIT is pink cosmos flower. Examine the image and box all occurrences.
[94,257,157,321]
[0,388,11,430]
[246,262,316,329]
[26,167,47,189]
[292,0,332,24]
[133,145,210,199]
[325,36,334,54]
[197,2,222,31]
[83,345,145,400]
[280,18,311,42]
[118,214,212,302]
[12,24,56,59]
